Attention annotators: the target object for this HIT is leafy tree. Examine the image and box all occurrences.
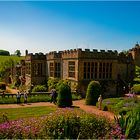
[135,66,140,78]
[0,58,14,81]
[121,50,129,55]
[14,50,21,57]
[47,78,59,91]
[85,81,101,105]
[0,50,10,56]
[57,82,72,107]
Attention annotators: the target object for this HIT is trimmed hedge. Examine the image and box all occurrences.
[86,81,101,105]
[32,85,47,92]
[57,82,72,107]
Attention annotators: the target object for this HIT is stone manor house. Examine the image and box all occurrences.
[18,43,140,96]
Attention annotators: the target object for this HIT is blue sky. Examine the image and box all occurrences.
[0,1,140,55]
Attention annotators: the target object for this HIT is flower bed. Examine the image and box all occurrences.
[0,108,124,139]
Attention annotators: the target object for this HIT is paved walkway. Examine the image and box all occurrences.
[0,100,115,121]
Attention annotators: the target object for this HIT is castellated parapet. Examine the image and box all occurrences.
[46,51,62,60]
[62,49,79,59]
[25,52,46,60]
[61,48,118,59]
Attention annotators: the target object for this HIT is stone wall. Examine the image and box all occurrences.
[21,48,135,96]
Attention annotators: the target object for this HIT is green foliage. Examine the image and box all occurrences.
[44,109,111,139]
[135,66,140,78]
[0,94,51,104]
[14,50,21,57]
[0,50,10,56]
[32,85,47,92]
[47,78,59,91]
[28,94,50,102]
[0,56,23,80]
[121,50,129,55]
[0,93,81,104]
[0,82,6,90]
[86,81,101,105]
[131,84,140,94]
[100,97,139,115]
[115,110,140,139]
[0,108,114,139]
[57,82,72,107]
[71,93,82,100]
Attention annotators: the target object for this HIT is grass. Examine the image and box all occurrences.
[0,106,56,122]
[0,55,24,64]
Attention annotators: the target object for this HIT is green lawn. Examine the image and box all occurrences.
[0,106,56,122]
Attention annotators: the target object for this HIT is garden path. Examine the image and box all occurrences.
[0,100,115,121]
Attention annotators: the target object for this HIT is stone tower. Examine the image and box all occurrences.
[129,43,140,67]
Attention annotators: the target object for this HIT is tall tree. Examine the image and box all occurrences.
[15,50,21,57]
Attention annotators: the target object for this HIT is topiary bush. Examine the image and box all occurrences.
[57,82,72,107]
[85,81,101,105]
[32,85,47,92]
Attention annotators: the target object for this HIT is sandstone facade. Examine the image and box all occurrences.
[22,48,135,96]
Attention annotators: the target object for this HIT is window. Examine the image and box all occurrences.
[32,63,43,76]
[38,63,42,76]
[109,63,112,78]
[83,62,112,80]
[99,62,102,79]
[54,62,61,78]
[25,62,31,75]
[95,62,97,79]
[83,62,98,80]
[68,61,75,78]
[84,62,87,79]
[50,62,54,77]
[91,62,94,79]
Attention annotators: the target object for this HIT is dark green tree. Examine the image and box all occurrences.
[0,50,10,56]
[57,82,72,107]
[14,50,21,57]
[85,80,101,105]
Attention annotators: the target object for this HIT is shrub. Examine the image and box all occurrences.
[57,83,72,107]
[71,93,82,100]
[85,81,101,105]
[0,94,51,104]
[32,85,47,92]
[0,82,6,90]
[43,108,111,139]
[47,78,59,91]
[131,84,140,94]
